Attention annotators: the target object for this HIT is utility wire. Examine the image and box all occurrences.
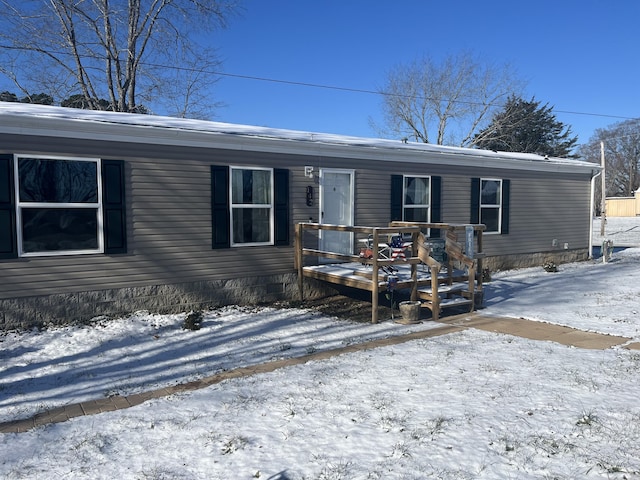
[0,44,638,124]
[148,61,638,122]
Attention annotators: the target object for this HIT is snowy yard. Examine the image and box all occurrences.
[1,218,639,479]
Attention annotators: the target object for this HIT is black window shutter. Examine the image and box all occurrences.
[102,159,127,254]
[274,168,290,246]
[501,179,510,234]
[470,177,480,224]
[0,154,17,259]
[211,165,230,249]
[390,174,403,221]
[430,175,442,238]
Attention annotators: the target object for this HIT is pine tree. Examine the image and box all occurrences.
[473,96,578,158]
[0,91,53,105]
[0,91,18,102]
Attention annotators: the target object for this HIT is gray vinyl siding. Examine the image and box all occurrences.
[492,176,591,255]
[355,168,391,226]
[0,136,298,300]
[440,174,470,223]
[348,160,592,257]
[0,133,594,301]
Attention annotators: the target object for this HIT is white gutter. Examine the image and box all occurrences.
[588,168,603,259]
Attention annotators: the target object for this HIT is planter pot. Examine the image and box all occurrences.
[397,300,421,324]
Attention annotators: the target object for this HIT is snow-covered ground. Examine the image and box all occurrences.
[1,218,639,479]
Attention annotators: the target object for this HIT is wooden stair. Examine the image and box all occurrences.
[416,231,478,321]
[417,282,474,318]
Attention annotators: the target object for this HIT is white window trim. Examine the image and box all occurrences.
[402,175,431,222]
[14,154,104,257]
[229,166,274,247]
[480,177,502,235]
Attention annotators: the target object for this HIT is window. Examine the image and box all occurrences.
[390,174,442,235]
[211,166,289,249]
[403,176,430,222]
[0,154,126,259]
[480,179,502,233]
[471,177,510,234]
[15,156,103,256]
[230,167,273,245]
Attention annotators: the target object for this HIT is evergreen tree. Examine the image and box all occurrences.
[0,91,18,102]
[473,96,578,158]
[61,94,111,110]
[21,93,53,105]
[0,91,53,105]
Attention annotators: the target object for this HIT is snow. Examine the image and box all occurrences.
[1,218,639,479]
[0,103,594,170]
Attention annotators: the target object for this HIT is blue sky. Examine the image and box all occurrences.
[209,0,639,146]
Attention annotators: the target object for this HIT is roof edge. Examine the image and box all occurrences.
[0,103,599,175]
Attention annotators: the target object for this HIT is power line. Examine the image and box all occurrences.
[148,62,638,122]
[1,44,638,124]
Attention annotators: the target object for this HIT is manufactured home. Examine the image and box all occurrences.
[0,104,599,329]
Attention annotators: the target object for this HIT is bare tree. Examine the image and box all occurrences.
[579,119,640,202]
[375,52,523,146]
[160,45,226,119]
[0,0,238,115]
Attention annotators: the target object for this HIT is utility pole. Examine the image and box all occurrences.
[600,141,606,237]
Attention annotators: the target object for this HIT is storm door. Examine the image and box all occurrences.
[319,169,354,256]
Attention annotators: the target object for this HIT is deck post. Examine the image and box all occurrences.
[430,265,440,321]
[410,230,418,301]
[476,227,484,292]
[295,223,304,301]
[371,228,380,324]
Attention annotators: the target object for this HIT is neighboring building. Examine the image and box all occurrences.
[0,104,600,329]
[605,189,640,217]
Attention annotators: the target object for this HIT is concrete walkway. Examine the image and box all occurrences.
[438,314,637,350]
[1,313,636,434]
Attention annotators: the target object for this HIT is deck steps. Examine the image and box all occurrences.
[417,286,474,310]
[417,278,476,319]
[418,281,469,296]
[438,296,474,308]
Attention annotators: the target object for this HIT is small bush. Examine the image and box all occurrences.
[182,311,203,330]
[482,268,492,282]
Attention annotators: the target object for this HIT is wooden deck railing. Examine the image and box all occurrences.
[295,222,485,323]
[389,222,486,293]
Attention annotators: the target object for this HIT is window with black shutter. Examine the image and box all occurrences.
[0,154,17,259]
[1,154,127,258]
[211,166,290,248]
[390,174,442,229]
[471,177,510,234]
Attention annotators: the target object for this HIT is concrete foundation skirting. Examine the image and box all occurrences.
[0,249,590,331]
[0,274,337,331]
[484,249,589,272]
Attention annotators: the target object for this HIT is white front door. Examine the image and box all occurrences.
[319,169,354,255]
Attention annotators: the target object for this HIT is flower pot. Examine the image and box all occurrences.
[397,300,421,324]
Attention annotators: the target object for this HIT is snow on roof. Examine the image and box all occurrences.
[0,102,598,174]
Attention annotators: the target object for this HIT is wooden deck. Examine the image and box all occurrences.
[295,222,485,323]
[303,262,429,291]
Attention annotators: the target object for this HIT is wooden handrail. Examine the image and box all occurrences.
[296,221,484,323]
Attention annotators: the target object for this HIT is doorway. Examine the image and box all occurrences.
[319,168,354,255]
